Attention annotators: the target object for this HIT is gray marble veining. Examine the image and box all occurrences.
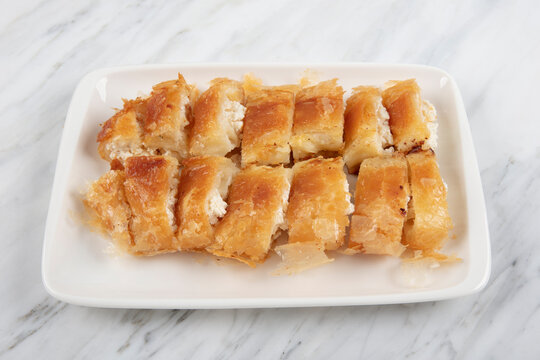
[1,0,539,358]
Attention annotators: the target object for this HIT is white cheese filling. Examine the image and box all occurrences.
[271,175,292,237]
[376,100,393,149]
[207,188,228,225]
[106,144,153,161]
[344,176,354,215]
[222,99,246,142]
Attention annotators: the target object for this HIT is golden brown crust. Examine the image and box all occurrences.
[290,79,345,160]
[209,165,291,266]
[175,156,237,251]
[343,86,390,173]
[97,100,145,162]
[344,87,381,145]
[97,74,192,163]
[124,155,179,255]
[348,155,409,256]
[241,88,294,166]
[89,73,453,268]
[382,79,430,153]
[287,157,351,250]
[189,79,245,156]
[83,170,133,251]
[403,150,452,252]
[141,75,192,158]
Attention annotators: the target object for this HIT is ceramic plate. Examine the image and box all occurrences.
[42,63,490,308]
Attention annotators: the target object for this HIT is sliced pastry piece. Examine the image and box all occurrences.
[382,79,437,153]
[343,86,393,173]
[241,87,295,166]
[290,79,345,160]
[98,74,194,163]
[175,156,238,251]
[97,99,147,163]
[123,155,180,255]
[347,154,409,257]
[287,157,353,250]
[83,170,132,252]
[209,165,292,267]
[403,150,452,254]
[274,157,351,274]
[190,78,246,156]
[141,74,193,159]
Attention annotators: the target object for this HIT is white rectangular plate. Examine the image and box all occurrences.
[42,63,490,309]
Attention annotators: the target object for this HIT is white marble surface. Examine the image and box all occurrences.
[1,0,539,358]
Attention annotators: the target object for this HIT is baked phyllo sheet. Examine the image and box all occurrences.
[382,79,437,153]
[190,78,246,157]
[347,155,409,257]
[286,157,352,250]
[123,155,180,255]
[98,74,194,163]
[290,80,344,160]
[344,86,393,173]
[175,156,237,251]
[85,155,180,255]
[241,87,294,167]
[83,170,133,252]
[403,150,452,255]
[209,165,292,266]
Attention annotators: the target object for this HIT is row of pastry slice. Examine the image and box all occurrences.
[343,79,437,173]
[346,149,452,259]
[97,74,436,172]
[97,74,344,168]
[84,149,451,269]
[276,149,453,274]
[97,75,196,163]
[192,77,348,165]
[84,154,352,267]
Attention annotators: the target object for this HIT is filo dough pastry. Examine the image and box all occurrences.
[241,87,294,166]
[343,86,393,173]
[83,170,133,252]
[190,78,246,157]
[209,165,292,266]
[347,154,409,257]
[403,150,452,253]
[290,80,344,160]
[382,79,437,153]
[98,74,194,163]
[141,75,194,158]
[286,157,353,250]
[123,155,180,255]
[97,101,146,163]
[175,156,238,251]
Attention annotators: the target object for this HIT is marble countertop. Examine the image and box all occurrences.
[1,0,539,358]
